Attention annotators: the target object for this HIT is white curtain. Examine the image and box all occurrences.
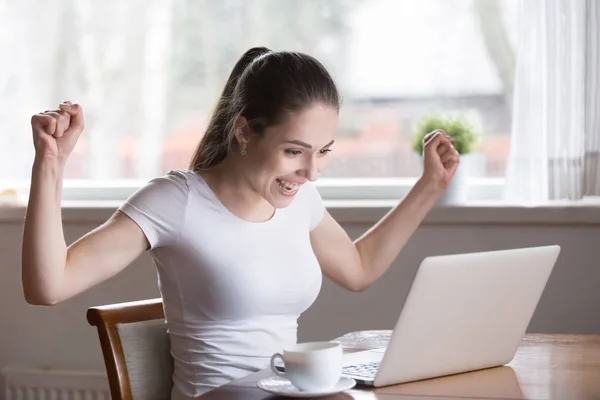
[504,0,600,203]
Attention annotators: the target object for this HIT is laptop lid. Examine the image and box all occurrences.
[373,245,560,387]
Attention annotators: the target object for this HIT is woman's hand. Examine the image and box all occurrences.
[31,101,85,165]
[421,129,460,191]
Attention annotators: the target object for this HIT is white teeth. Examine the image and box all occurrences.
[277,179,300,194]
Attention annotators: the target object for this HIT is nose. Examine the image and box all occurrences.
[305,156,319,182]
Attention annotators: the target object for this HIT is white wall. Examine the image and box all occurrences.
[1,205,599,378]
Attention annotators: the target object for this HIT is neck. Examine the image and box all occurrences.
[200,153,275,222]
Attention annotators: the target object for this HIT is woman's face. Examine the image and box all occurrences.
[240,104,339,209]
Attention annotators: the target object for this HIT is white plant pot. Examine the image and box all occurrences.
[436,154,471,205]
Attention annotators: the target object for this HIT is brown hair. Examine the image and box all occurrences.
[189,47,340,170]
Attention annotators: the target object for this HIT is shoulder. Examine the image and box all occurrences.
[137,169,192,196]
[120,169,193,212]
[118,170,194,249]
[152,169,193,188]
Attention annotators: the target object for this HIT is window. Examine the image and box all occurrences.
[0,0,518,200]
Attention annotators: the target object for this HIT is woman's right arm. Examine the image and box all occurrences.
[22,102,149,305]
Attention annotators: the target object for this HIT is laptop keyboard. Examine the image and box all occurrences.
[343,361,380,379]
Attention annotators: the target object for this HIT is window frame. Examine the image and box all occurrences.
[5,177,505,203]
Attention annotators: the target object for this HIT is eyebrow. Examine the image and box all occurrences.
[284,140,335,149]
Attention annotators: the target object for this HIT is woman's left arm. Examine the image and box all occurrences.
[310,130,459,292]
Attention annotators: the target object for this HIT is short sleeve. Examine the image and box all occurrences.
[301,182,326,231]
[118,170,189,249]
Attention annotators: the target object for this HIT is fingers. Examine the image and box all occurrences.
[58,101,76,115]
[423,130,442,147]
[423,132,442,157]
[31,113,57,136]
[426,129,459,168]
[31,101,83,139]
[438,142,454,161]
[424,131,451,158]
[424,130,453,150]
[30,101,83,136]
[423,129,446,144]
[436,135,459,162]
[441,148,458,164]
[46,111,72,138]
[423,129,452,144]
[59,102,84,132]
[442,144,460,167]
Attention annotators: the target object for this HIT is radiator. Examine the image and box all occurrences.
[2,368,110,400]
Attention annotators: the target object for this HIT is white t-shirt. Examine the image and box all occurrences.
[118,169,325,399]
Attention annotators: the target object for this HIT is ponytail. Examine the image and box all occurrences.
[189,47,271,170]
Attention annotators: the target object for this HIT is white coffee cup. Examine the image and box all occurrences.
[270,342,343,392]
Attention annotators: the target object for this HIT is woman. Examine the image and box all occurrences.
[22,47,459,399]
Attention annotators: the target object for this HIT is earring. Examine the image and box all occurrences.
[241,148,247,156]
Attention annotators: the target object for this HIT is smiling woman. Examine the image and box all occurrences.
[189,47,340,215]
[22,45,458,400]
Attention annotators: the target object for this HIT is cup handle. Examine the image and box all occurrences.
[270,353,287,377]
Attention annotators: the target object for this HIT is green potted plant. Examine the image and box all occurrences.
[411,111,480,204]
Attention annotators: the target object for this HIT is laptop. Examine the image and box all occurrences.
[289,245,561,387]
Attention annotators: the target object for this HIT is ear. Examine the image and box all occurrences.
[233,115,252,147]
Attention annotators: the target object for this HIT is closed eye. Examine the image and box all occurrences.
[319,148,332,156]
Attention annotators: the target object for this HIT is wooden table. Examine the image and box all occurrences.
[196,330,600,400]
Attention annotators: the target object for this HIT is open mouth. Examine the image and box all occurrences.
[276,178,301,196]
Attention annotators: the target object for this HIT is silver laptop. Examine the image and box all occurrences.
[334,245,560,387]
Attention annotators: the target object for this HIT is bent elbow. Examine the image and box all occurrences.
[348,267,371,292]
[25,294,59,306]
[347,281,368,293]
[23,287,60,306]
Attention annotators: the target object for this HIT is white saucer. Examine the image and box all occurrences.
[257,376,356,398]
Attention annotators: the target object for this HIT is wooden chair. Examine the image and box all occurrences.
[87,298,174,400]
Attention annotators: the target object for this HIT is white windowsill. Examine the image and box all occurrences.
[0,177,598,225]
[0,177,505,202]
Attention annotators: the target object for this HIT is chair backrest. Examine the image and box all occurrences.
[87,298,174,400]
